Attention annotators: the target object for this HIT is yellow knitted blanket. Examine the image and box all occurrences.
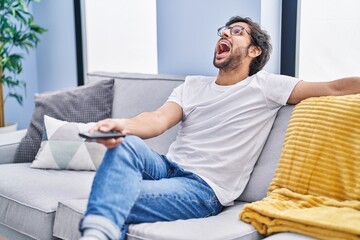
[240,94,360,240]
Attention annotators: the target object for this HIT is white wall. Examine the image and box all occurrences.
[84,0,158,74]
[297,0,360,82]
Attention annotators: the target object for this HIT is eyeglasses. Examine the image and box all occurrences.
[217,25,254,43]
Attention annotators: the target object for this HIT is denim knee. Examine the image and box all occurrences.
[105,135,150,167]
[122,135,146,150]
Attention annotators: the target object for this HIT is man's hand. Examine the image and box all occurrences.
[90,118,126,148]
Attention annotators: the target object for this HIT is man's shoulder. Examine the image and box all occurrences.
[252,70,276,80]
[252,71,298,84]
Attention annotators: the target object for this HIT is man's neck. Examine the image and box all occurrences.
[215,68,249,86]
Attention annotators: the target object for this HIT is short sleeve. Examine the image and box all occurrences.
[167,83,184,107]
[257,71,300,108]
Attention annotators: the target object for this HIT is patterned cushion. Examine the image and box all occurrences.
[14,79,114,163]
[31,116,106,170]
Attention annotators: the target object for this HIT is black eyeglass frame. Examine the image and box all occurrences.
[217,25,256,44]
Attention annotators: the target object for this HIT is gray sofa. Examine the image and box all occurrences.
[0,72,315,240]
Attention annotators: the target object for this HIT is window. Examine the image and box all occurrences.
[297,0,360,81]
[83,0,158,74]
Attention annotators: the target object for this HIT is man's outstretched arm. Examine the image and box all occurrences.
[287,77,360,105]
[92,102,183,148]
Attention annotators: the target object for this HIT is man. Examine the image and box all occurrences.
[79,16,360,240]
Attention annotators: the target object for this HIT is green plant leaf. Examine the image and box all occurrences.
[2,75,16,87]
[15,9,27,24]
[8,92,23,105]
[30,24,47,33]
[19,1,29,12]
[11,7,16,17]
[1,0,46,112]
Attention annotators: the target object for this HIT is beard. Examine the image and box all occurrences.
[213,46,249,72]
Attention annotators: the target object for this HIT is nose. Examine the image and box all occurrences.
[221,28,231,38]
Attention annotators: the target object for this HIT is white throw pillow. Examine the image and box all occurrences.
[31,115,106,171]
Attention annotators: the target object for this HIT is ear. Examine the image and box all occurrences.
[248,45,262,58]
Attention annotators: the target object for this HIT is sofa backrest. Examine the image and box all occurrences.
[238,105,294,202]
[87,72,185,154]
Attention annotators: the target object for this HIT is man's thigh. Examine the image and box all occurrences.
[125,175,222,224]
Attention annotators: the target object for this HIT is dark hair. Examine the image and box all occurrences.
[226,16,272,76]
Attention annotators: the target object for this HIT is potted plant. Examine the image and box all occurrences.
[0,0,46,130]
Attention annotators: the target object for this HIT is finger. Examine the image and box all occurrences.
[99,125,112,132]
[105,138,118,149]
[91,119,107,132]
[96,138,109,145]
[93,119,113,132]
[98,137,125,148]
[97,138,116,147]
[114,137,125,145]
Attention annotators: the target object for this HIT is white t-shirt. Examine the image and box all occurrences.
[166,71,300,206]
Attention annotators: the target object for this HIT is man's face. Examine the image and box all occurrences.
[213,22,253,71]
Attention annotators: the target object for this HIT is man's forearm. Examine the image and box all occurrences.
[333,77,360,95]
[122,111,168,139]
[115,102,182,139]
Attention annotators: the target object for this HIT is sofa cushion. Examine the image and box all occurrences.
[53,199,87,240]
[0,129,27,164]
[14,79,114,163]
[31,115,106,170]
[87,72,185,154]
[0,163,95,240]
[54,199,263,240]
[238,105,294,202]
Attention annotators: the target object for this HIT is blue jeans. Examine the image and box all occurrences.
[79,136,222,239]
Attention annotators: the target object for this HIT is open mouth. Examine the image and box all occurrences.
[217,40,231,57]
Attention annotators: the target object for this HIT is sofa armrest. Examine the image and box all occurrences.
[0,129,27,164]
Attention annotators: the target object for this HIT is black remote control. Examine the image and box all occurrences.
[79,131,126,140]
